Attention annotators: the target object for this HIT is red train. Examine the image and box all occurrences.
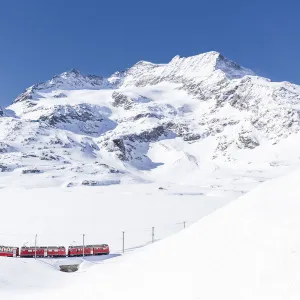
[0,246,19,257]
[68,245,110,257]
[0,244,109,258]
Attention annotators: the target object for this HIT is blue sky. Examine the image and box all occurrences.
[0,0,299,106]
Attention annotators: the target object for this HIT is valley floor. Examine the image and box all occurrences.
[1,167,300,299]
[0,183,238,253]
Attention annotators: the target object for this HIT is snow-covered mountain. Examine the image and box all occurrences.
[1,51,300,188]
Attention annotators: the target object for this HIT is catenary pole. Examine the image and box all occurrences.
[34,234,37,259]
[122,231,125,254]
[152,227,155,243]
[83,234,85,258]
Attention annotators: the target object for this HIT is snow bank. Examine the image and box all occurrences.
[2,168,300,299]
[64,168,300,300]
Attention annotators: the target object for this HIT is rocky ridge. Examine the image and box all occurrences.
[1,51,300,188]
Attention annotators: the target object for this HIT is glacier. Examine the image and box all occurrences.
[1,51,300,189]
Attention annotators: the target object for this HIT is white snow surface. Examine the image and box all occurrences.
[1,51,300,298]
[0,184,236,251]
[1,167,300,299]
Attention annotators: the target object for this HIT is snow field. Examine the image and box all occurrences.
[2,168,300,299]
[0,183,236,253]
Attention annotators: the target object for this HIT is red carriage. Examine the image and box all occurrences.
[20,246,46,258]
[68,245,84,257]
[91,244,110,255]
[68,244,110,257]
[0,246,19,257]
[46,246,67,257]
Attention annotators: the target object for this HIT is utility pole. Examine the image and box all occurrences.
[34,234,37,260]
[183,221,186,229]
[122,231,125,254]
[152,227,155,243]
[82,234,85,258]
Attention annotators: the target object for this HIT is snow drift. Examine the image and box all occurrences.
[1,168,300,299]
[62,168,300,300]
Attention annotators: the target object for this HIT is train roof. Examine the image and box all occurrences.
[20,246,65,249]
[69,244,109,248]
[21,246,45,249]
[86,244,109,247]
[19,245,108,249]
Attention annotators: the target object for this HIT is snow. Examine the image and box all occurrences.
[1,50,300,298]
[2,167,300,299]
[2,51,300,191]
[0,184,235,251]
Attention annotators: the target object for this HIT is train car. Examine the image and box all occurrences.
[0,246,19,257]
[46,246,66,257]
[68,245,82,257]
[90,244,110,255]
[20,246,47,258]
[68,244,110,256]
[68,245,93,257]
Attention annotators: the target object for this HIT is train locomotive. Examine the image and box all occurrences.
[0,244,109,258]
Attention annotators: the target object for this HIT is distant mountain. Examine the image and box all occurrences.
[13,69,110,103]
[1,51,300,188]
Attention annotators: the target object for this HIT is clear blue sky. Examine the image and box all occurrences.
[0,0,299,106]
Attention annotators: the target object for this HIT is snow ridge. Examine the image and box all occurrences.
[1,51,300,188]
[14,69,111,103]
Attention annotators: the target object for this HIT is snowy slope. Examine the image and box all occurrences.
[1,51,300,189]
[1,50,300,298]
[73,168,300,300]
[2,167,300,299]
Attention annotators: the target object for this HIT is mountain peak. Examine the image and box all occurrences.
[170,51,221,64]
[59,68,81,77]
[112,51,246,87]
[52,69,87,81]
[13,69,110,103]
[134,60,157,66]
[166,51,254,80]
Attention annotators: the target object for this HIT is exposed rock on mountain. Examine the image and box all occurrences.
[1,51,300,188]
[111,92,133,110]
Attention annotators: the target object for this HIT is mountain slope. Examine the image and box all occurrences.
[65,167,300,300]
[1,51,300,189]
